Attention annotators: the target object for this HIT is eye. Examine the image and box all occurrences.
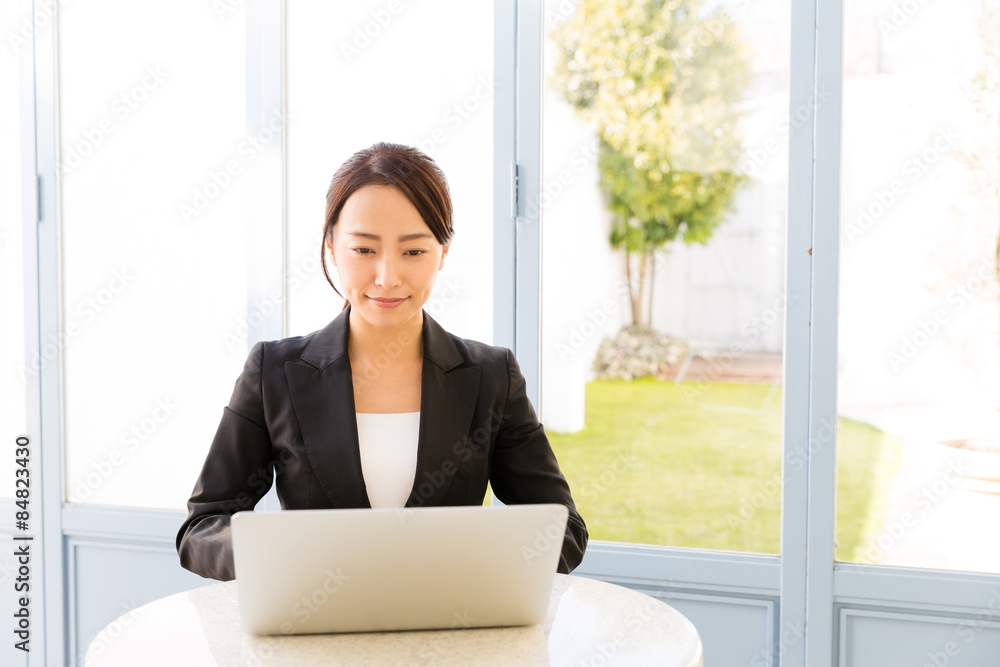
[352,248,374,255]
[405,249,427,257]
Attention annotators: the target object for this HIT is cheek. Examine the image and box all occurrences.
[335,258,368,284]
[414,262,441,287]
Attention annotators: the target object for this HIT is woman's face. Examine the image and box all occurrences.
[327,184,448,330]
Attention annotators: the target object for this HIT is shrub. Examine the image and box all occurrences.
[593,326,689,380]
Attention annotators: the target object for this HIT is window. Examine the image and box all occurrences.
[836,0,1000,575]
[540,0,791,553]
[0,0,26,500]
[59,0,248,509]
[285,0,495,343]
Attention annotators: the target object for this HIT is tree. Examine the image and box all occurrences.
[550,0,750,328]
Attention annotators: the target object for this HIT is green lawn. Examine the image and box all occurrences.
[546,378,903,558]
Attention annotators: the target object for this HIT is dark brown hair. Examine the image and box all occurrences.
[322,142,455,309]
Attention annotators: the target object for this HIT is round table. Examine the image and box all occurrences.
[84,574,703,666]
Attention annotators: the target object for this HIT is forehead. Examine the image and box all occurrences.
[338,184,427,231]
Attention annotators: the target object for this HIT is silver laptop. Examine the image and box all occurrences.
[230,503,568,635]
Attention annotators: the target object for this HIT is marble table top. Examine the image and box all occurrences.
[84,574,703,666]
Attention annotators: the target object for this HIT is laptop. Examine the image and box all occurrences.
[230,503,569,635]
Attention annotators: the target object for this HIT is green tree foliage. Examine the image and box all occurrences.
[551,0,751,327]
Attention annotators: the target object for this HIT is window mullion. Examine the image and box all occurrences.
[246,0,285,513]
[246,0,286,349]
[805,0,846,663]
[780,0,822,663]
[513,0,543,409]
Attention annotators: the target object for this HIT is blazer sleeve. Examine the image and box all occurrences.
[175,341,276,581]
[489,348,589,574]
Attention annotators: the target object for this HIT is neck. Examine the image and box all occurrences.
[346,307,424,364]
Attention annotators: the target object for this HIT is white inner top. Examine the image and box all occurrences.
[355,411,420,508]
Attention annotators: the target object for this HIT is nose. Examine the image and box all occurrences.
[374,255,402,289]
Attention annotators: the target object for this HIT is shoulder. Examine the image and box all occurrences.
[439,329,511,370]
[246,330,323,368]
[259,331,319,357]
[252,310,349,370]
[433,328,532,400]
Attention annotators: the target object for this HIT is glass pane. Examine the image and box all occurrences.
[0,2,25,500]
[837,0,1000,573]
[60,1,248,508]
[286,0,493,342]
[541,0,790,552]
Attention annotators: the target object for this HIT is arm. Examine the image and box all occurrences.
[489,348,589,574]
[175,341,275,581]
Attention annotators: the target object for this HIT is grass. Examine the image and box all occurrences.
[835,417,905,562]
[545,378,904,557]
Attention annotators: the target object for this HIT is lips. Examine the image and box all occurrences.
[369,296,407,308]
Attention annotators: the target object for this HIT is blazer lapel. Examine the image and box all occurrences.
[408,314,481,507]
[285,305,481,510]
[285,306,370,509]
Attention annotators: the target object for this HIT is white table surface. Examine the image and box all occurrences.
[84,574,703,667]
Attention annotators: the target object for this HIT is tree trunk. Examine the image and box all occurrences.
[635,251,649,329]
[646,250,656,331]
[626,249,657,329]
[625,250,641,327]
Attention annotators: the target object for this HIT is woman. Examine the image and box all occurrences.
[176,142,588,580]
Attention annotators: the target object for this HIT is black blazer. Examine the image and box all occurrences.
[176,305,588,580]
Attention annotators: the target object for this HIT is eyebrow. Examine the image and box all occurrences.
[347,232,434,242]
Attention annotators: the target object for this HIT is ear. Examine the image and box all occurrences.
[326,236,336,267]
[438,244,450,270]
